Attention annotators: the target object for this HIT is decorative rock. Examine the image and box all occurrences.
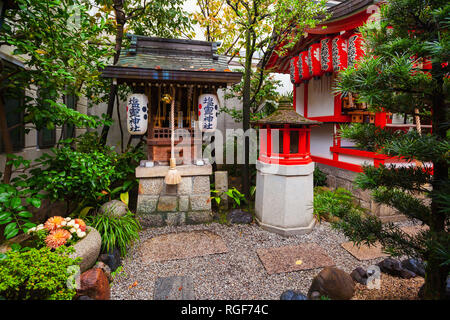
[99,200,129,218]
[77,268,110,300]
[280,290,308,300]
[227,209,253,224]
[70,226,102,273]
[77,295,93,300]
[401,258,426,278]
[350,267,368,285]
[377,258,416,279]
[98,247,121,272]
[94,261,112,283]
[307,267,355,300]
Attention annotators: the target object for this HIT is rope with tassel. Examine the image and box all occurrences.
[163,88,182,185]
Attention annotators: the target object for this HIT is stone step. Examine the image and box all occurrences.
[154,276,195,300]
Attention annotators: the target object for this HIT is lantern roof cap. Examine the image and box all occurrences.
[252,103,322,126]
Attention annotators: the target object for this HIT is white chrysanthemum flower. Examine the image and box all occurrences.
[36,224,44,231]
[65,217,71,221]
[74,224,79,229]
[70,228,76,233]
[78,232,86,238]
[27,227,36,234]
[61,221,67,226]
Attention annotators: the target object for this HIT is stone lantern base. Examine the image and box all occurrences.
[255,160,315,236]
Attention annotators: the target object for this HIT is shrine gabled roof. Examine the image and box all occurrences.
[102,35,242,85]
[252,104,322,126]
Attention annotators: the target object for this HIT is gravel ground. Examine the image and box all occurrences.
[111,220,417,300]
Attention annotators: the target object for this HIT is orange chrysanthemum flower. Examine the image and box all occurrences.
[45,229,71,249]
[44,216,65,231]
[74,219,86,232]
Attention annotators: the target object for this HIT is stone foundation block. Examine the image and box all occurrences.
[186,211,213,224]
[157,196,178,212]
[190,194,211,211]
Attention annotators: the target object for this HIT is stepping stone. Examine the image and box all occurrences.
[140,230,228,263]
[400,225,428,237]
[256,243,334,275]
[154,276,195,300]
[341,241,389,261]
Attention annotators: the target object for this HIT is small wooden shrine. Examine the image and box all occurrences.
[102,35,242,227]
[102,35,242,165]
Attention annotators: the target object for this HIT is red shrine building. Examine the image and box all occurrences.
[265,0,429,222]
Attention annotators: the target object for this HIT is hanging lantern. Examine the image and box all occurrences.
[320,37,333,74]
[347,33,365,68]
[308,43,322,78]
[126,93,148,135]
[332,35,348,72]
[299,51,311,81]
[198,93,219,132]
[289,56,301,84]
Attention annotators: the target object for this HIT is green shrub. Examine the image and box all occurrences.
[313,167,327,187]
[313,187,364,222]
[0,246,81,300]
[85,212,141,257]
[26,132,143,214]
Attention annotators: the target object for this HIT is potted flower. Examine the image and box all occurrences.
[27,216,101,272]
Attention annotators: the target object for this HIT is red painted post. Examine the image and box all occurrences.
[283,124,290,155]
[267,125,272,158]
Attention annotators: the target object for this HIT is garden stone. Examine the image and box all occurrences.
[280,290,308,300]
[99,247,121,272]
[350,267,368,285]
[70,226,102,273]
[77,268,110,300]
[401,258,426,277]
[99,200,129,218]
[227,209,253,224]
[307,267,355,300]
[77,295,94,300]
[154,276,194,300]
[377,258,416,279]
[94,261,112,283]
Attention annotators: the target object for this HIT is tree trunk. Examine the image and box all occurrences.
[242,28,252,199]
[0,96,14,184]
[100,0,126,145]
[424,62,449,299]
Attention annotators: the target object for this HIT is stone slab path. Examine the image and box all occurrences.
[139,230,228,263]
[256,243,335,275]
[341,241,389,261]
[111,221,417,300]
[154,276,195,300]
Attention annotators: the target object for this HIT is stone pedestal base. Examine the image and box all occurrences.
[136,164,213,227]
[255,161,315,236]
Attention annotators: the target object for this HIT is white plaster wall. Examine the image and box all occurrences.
[295,83,305,116]
[306,75,335,118]
[338,154,374,166]
[310,123,334,159]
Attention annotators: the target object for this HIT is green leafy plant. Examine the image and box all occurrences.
[211,187,248,209]
[0,156,43,239]
[0,246,81,300]
[313,187,365,223]
[313,167,327,187]
[85,212,141,257]
[26,132,142,215]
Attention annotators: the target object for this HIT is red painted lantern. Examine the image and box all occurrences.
[299,51,311,81]
[320,37,333,73]
[308,43,322,78]
[332,35,348,72]
[347,33,365,67]
[289,56,301,84]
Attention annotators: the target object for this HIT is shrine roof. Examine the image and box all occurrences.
[102,35,242,86]
[253,104,322,126]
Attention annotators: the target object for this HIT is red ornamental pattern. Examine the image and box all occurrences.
[289,56,301,84]
[299,51,311,81]
[320,37,333,73]
[347,33,365,67]
[308,43,322,77]
[332,35,348,72]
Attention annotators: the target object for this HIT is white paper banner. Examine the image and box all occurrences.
[126,93,148,135]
